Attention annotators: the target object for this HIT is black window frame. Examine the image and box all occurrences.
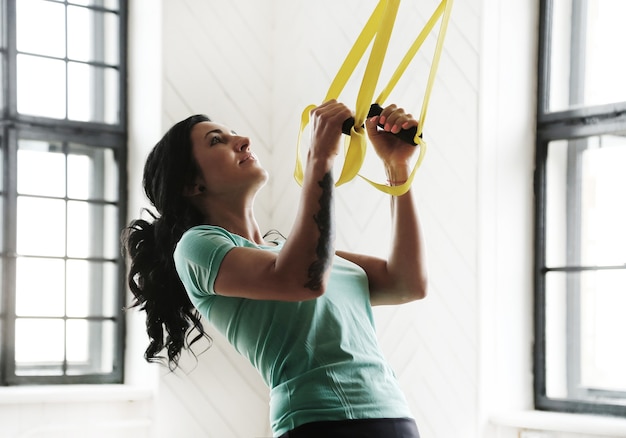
[0,0,128,385]
[534,0,626,416]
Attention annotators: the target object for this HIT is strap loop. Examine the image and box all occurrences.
[294,0,454,195]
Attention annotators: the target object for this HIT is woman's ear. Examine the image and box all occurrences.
[182,183,205,197]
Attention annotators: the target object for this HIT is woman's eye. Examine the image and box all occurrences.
[210,136,222,145]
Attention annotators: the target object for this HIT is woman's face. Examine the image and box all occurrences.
[188,121,268,195]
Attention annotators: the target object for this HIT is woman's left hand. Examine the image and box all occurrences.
[365,104,419,179]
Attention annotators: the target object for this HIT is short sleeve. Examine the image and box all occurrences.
[174,226,238,300]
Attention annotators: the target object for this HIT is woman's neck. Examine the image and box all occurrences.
[202,199,266,245]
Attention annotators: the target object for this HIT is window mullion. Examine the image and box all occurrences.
[62,141,69,376]
[565,140,585,400]
[568,0,588,108]
[5,0,17,117]
[565,0,588,402]
[4,126,18,384]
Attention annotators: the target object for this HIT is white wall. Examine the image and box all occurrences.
[154,1,274,436]
[479,0,537,435]
[5,1,625,437]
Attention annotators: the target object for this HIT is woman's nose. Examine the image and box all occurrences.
[235,137,250,151]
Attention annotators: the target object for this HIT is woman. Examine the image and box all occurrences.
[123,100,427,437]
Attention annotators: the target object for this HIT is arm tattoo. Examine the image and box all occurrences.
[304,171,335,291]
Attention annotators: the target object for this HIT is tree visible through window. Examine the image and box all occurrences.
[0,0,127,384]
[535,0,626,416]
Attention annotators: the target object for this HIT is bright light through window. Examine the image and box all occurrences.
[1,0,126,384]
[537,0,626,416]
[15,0,121,123]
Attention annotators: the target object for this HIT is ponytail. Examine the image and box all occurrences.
[122,114,212,370]
[122,211,209,369]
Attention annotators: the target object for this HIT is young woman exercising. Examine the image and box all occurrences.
[123,100,427,437]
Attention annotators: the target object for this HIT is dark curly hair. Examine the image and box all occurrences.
[122,114,211,370]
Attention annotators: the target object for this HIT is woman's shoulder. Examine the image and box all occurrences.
[173,226,242,274]
[178,225,241,250]
[179,225,275,250]
[182,224,232,239]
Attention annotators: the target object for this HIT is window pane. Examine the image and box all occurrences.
[0,134,4,193]
[66,320,115,375]
[66,260,117,317]
[17,55,66,119]
[545,136,626,267]
[549,0,626,111]
[545,271,568,399]
[16,0,66,58]
[580,136,626,266]
[15,318,65,375]
[17,197,66,257]
[68,62,119,124]
[68,6,119,65]
[0,0,5,48]
[16,257,65,317]
[0,320,3,370]
[67,201,118,259]
[580,270,626,392]
[67,145,119,202]
[0,54,4,113]
[0,196,6,250]
[17,139,66,197]
[0,135,4,251]
[0,0,4,110]
[69,0,119,9]
[0,197,3,250]
[545,270,626,400]
[0,257,3,312]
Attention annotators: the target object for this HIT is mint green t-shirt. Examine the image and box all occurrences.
[173,225,412,436]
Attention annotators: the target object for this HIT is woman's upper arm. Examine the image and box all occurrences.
[336,250,425,306]
[213,246,323,301]
[175,228,323,302]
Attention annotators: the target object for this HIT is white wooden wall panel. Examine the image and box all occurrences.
[0,399,152,438]
[157,0,274,436]
[161,0,274,230]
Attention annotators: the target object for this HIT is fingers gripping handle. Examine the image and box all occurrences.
[341,103,420,146]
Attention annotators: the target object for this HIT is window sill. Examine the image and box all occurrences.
[0,384,154,404]
[490,410,626,437]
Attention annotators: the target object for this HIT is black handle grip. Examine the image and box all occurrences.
[341,103,420,146]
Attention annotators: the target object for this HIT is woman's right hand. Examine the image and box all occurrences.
[308,99,352,163]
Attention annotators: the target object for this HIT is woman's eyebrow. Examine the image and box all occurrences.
[204,128,223,140]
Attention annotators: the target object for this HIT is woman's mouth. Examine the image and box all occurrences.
[240,153,256,164]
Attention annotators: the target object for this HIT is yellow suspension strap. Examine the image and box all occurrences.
[294,0,454,195]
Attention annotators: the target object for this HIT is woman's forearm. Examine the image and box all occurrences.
[388,188,427,296]
[385,163,427,301]
[274,154,336,295]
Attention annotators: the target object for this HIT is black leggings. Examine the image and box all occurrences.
[278,418,420,438]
